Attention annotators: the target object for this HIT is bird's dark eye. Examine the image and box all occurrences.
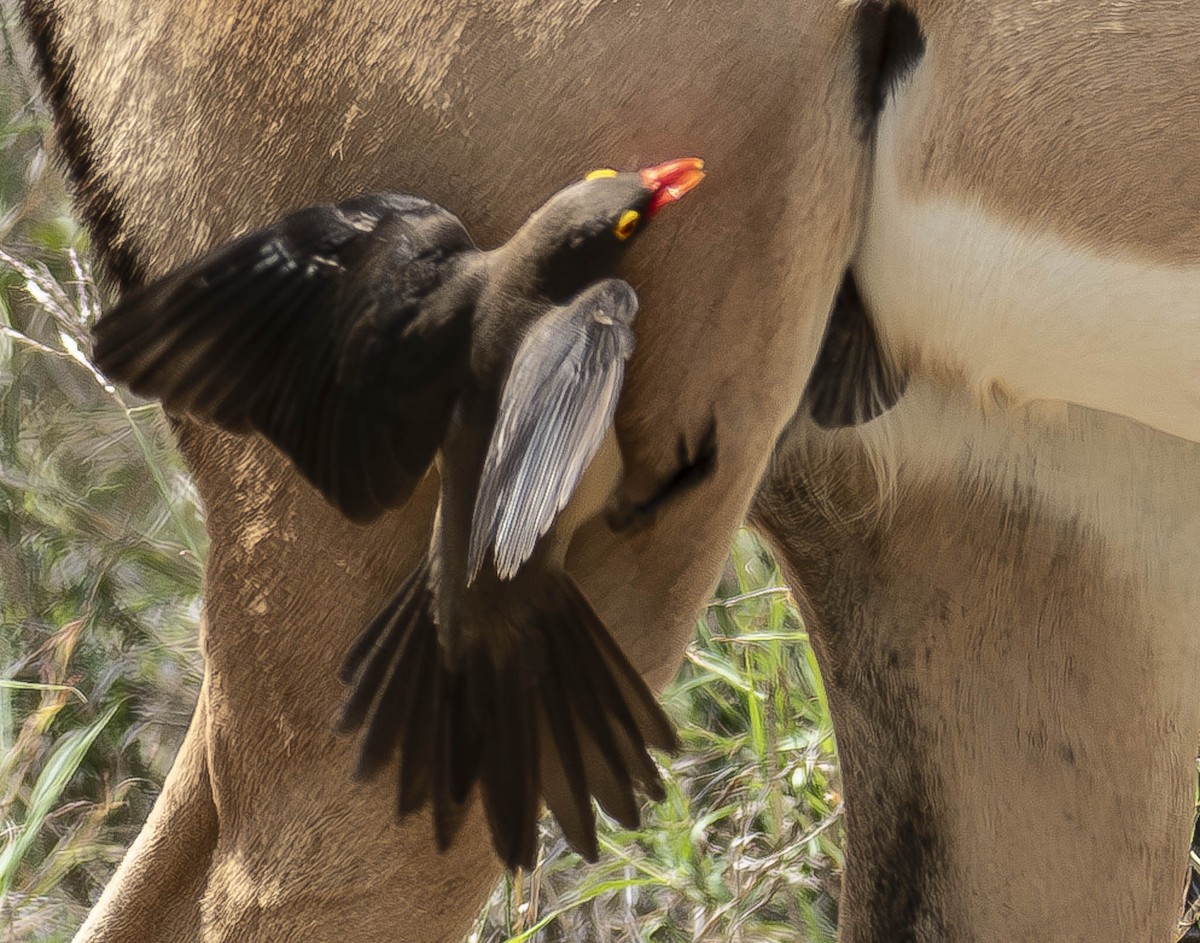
[613,209,640,240]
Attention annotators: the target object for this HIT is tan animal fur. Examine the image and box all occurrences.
[20,0,1200,940]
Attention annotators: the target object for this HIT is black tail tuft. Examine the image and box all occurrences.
[339,563,677,870]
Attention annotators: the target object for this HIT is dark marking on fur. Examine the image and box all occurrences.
[750,482,960,940]
[22,0,147,292]
[607,414,717,532]
[869,793,944,939]
[840,664,954,941]
[855,1,925,133]
[804,4,923,434]
[802,270,907,428]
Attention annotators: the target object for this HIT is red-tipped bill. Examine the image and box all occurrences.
[640,157,706,215]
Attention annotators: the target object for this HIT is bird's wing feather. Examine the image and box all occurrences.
[468,279,637,582]
[92,193,478,521]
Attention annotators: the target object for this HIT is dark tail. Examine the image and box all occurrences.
[338,557,678,870]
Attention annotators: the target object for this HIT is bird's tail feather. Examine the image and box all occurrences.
[339,559,677,869]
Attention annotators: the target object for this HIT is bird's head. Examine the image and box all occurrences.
[511,157,705,302]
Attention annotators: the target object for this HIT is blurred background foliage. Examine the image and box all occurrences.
[0,11,206,940]
[0,7,1194,943]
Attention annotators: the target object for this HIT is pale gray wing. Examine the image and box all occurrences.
[468,279,638,583]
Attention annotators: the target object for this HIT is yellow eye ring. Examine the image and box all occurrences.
[614,209,641,240]
[585,168,618,180]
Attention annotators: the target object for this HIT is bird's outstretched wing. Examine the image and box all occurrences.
[93,193,480,521]
[468,279,637,582]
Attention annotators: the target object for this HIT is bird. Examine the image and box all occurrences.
[91,158,711,869]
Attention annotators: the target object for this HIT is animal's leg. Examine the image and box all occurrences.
[74,689,215,941]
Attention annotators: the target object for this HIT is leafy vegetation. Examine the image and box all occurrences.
[0,23,205,942]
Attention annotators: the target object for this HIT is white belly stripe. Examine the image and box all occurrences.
[857,93,1200,445]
